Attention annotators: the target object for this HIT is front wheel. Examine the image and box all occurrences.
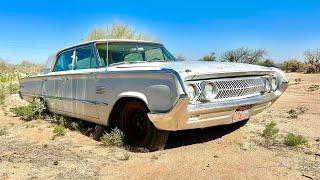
[119,100,169,151]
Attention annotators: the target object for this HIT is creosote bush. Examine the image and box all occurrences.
[119,152,130,161]
[10,98,47,121]
[0,90,5,106]
[100,128,124,147]
[288,109,298,119]
[284,133,308,147]
[308,84,320,91]
[281,60,305,73]
[294,78,302,84]
[0,128,7,136]
[53,125,66,138]
[287,106,308,119]
[262,121,279,139]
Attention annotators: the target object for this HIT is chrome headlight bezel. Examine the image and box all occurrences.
[263,78,272,93]
[186,84,198,101]
[201,81,218,101]
[270,77,278,91]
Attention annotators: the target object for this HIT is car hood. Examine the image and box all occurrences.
[109,61,276,80]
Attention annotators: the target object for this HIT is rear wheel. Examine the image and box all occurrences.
[118,100,169,151]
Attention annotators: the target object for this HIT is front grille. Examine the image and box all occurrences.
[213,77,265,99]
[190,76,266,102]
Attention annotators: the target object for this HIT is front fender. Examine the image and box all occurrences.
[117,91,149,106]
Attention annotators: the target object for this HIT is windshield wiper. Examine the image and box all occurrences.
[109,61,146,67]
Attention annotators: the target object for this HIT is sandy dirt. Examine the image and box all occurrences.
[0,73,319,180]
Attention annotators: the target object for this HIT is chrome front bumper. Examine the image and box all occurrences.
[148,82,288,131]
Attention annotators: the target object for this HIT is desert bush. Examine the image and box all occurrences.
[287,106,308,119]
[200,52,216,61]
[119,152,130,161]
[100,127,124,147]
[308,84,320,91]
[86,22,153,41]
[0,90,5,106]
[220,48,267,64]
[304,63,317,73]
[262,121,279,139]
[176,54,186,61]
[287,109,298,119]
[281,60,305,72]
[258,59,275,67]
[0,59,43,75]
[11,98,47,120]
[53,125,66,137]
[304,49,320,73]
[296,106,308,114]
[7,83,19,94]
[284,133,307,147]
[0,128,7,136]
[294,78,302,84]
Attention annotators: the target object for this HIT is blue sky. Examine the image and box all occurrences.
[0,0,320,64]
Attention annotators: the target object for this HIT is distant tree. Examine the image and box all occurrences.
[245,49,267,64]
[86,28,107,41]
[304,49,320,64]
[220,48,267,64]
[200,52,216,61]
[86,22,153,41]
[258,59,275,67]
[304,49,320,73]
[220,48,248,63]
[176,54,186,61]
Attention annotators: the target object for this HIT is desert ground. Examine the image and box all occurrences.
[0,73,319,180]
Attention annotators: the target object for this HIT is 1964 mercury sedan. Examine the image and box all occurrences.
[19,39,288,150]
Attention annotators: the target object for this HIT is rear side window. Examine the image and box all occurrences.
[74,46,97,70]
[53,50,74,72]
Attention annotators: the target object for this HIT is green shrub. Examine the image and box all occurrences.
[11,105,34,120]
[0,128,7,136]
[262,121,279,139]
[11,98,47,121]
[53,126,66,137]
[0,90,5,106]
[100,128,124,147]
[281,60,305,72]
[284,133,307,147]
[7,83,19,94]
[119,152,130,161]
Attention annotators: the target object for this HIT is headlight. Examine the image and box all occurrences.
[270,77,278,91]
[202,82,217,100]
[265,79,271,93]
[187,84,197,101]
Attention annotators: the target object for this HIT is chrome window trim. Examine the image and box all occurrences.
[51,43,100,73]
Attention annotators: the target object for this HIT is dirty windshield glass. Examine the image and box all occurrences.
[96,42,176,66]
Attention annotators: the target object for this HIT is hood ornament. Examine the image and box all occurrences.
[185,69,192,73]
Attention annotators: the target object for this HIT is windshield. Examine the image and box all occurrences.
[96,42,176,66]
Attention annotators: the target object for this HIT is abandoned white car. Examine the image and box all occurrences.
[19,39,288,150]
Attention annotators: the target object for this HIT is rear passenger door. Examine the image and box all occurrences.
[62,45,99,122]
[45,49,74,113]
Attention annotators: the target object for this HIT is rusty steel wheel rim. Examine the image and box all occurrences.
[123,103,148,144]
